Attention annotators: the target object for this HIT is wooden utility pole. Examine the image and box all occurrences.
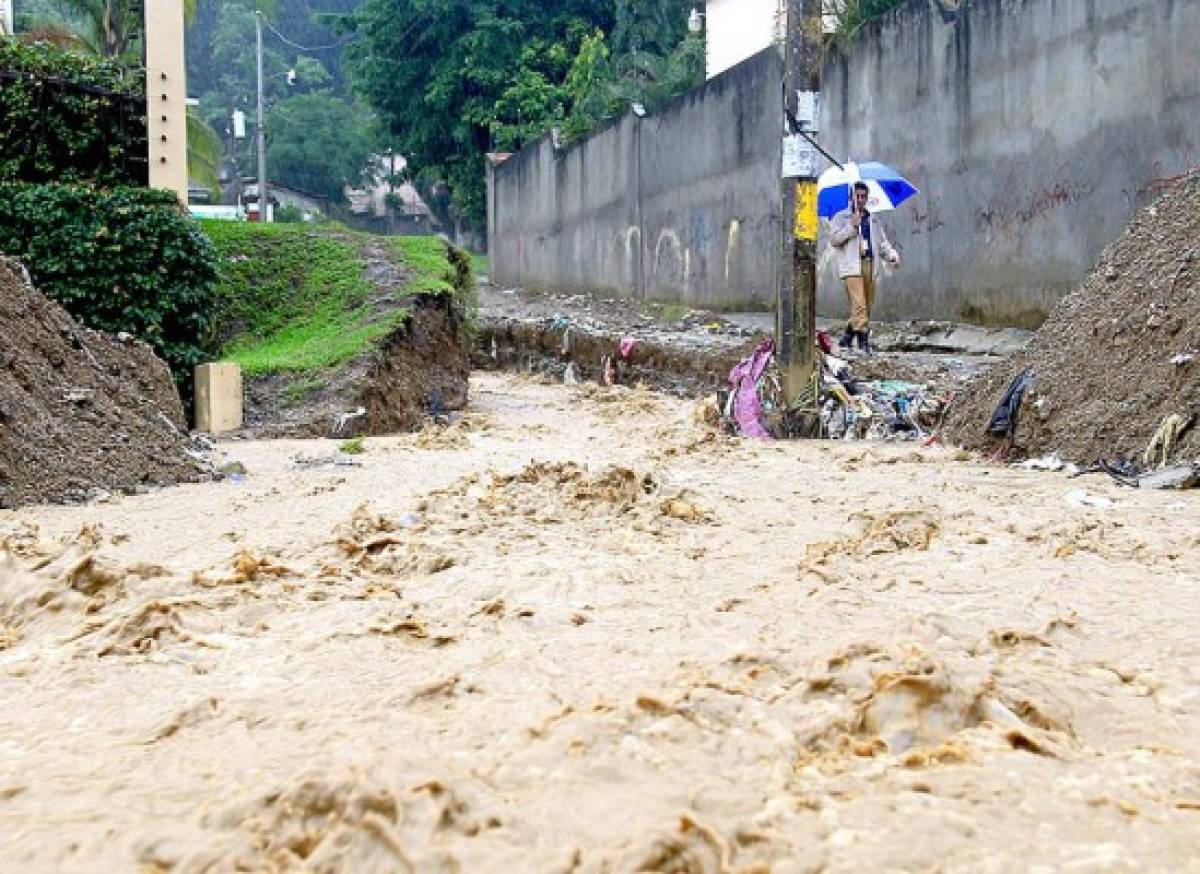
[777,0,823,418]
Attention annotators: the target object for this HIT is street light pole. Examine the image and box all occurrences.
[255,9,270,222]
[777,0,823,428]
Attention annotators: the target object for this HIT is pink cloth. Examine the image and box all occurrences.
[727,338,775,441]
[619,337,637,360]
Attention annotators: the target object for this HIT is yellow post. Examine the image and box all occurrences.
[145,0,189,202]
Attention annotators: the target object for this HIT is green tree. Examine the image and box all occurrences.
[346,0,615,222]
[266,92,376,201]
[347,0,705,223]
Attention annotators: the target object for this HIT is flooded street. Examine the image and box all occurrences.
[2,372,1199,872]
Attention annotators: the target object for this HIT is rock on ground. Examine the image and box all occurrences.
[944,170,1200,463]
[0,257,205,507]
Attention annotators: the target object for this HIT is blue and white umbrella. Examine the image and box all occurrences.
[817,161,919,218]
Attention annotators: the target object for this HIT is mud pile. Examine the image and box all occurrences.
[944,171,1200,463]
[0,258,205,507]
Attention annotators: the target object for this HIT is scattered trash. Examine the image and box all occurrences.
[601,355,617,387]
[619,337,637,360]
[226,473,247,486]
[720,336,952,443]
[1143,414,1194,468]
[1064,489,1114,509]
[289,452,362,470]
[333,407,367,436]
[1015,454,1079,475]
[218,461,247,477]
[1171,352,1196,366]
[563,362,580,385]
[1138,465,1199,491]
[986,369,1034,441]
[726,338,776,441]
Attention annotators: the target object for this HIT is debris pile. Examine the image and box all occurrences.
[0,258,206,507]
[721,337,953,443]
[943,170,1200,466]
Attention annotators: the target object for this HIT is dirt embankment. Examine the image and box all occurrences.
[0,258,205,508]
[205,228,473,439]
[945,171,1200,463]
[246,292,470,439]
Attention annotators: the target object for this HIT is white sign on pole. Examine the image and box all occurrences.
[232,109,247,140]
[796,90,821,133]
[782,134,818,179]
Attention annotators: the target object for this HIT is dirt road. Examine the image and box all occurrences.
[2,373,1199,872]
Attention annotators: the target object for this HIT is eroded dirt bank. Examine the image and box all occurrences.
[1,373,1198,872]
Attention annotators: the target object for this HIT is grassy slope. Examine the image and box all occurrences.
[200,222,466,376]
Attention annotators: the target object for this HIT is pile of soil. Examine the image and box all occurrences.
[0,258,205,508]
[944,171,1200,464]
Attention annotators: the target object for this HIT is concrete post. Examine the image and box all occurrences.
[1,0,14,36]
[145,0,189,202]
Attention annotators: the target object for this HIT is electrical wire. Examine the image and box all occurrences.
[264,20,356,53]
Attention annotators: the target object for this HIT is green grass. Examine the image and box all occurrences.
[339,436,366,455]
[657,303,689,323]
[200,222,467,376]
[389,236,456,295]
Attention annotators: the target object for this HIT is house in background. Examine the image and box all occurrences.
[345,154,437,235]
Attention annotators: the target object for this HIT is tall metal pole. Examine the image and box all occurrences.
[255,9,270,222]
[1,0,14,36]
[777,0,822,419]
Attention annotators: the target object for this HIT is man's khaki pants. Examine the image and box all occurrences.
[842,258,876,332]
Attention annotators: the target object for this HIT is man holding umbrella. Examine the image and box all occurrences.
[830,181,901,355]
[818,162,917,355]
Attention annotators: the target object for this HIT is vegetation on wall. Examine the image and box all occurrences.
[0,183,219,400]
[0,39,147,186]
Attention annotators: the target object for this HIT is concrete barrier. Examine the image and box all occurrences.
[194,363,243,435]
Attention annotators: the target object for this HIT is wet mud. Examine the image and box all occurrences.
[2,373,1199,871]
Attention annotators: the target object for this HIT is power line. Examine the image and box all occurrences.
[263,20,356,53]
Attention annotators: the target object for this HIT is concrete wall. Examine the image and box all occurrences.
[489,49,783,311]
[819,0,1200,326]
[706,0,784,79]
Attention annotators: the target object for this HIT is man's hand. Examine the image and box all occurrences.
[850,211,862,229]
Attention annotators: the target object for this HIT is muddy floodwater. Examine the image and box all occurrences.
[2,373,1199,872]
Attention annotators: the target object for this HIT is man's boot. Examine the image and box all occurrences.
[857,330,873,357]
[838,325,854,351]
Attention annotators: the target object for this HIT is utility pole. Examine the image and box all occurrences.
[1,0,14,37]
[777,0,823,428]
[255,9,270,222]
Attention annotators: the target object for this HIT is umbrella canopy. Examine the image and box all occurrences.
[817,161,919,218]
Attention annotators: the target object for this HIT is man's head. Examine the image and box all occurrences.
[853,181,870,212]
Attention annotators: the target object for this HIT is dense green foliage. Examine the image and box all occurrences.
[0,39,147,186]
[266,92,377,200]
[0,183,219,397]
[346,0,703,223]
[827,0,912,45]
[201,221,467,375]
[186,0,377,205]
